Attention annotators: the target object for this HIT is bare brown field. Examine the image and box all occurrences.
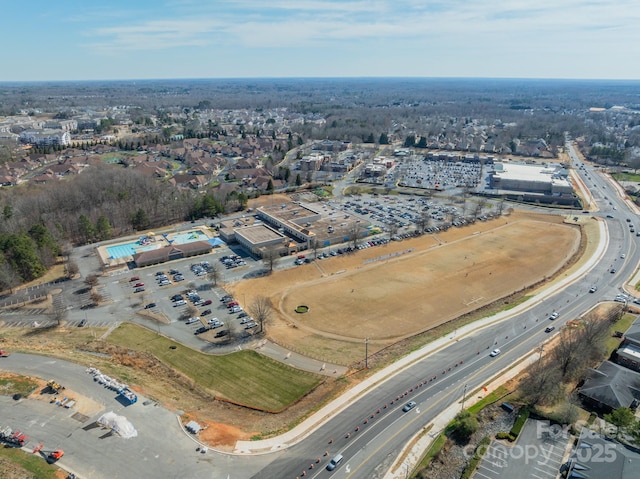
[230,212,581,363]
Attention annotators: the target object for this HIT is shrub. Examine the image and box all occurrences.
[460,436,491,479]
[495,431,515,441]
[449,410,479,442]
[510,407,530,438]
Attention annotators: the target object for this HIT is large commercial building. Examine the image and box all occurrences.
[19,130,71,147]
[489,162,572,195]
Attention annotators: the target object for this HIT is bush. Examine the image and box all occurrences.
[510,407,530,438]
[495,431,515,441]
[449,410,479,442]
[460,436,491,479]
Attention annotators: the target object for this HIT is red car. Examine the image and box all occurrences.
[134,282,145,288]
[130,276,140,282]
[202,299,213,306]
[227,301,239,308]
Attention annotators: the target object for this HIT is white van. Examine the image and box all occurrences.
[326,453,343,471]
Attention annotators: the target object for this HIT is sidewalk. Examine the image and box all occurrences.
[232,219,608,455]
[253,339,348,377]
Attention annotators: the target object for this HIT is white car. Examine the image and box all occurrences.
[173,300,187,307]
[186,317,200,324]
[489,349,501,357]
[549,312,559,320]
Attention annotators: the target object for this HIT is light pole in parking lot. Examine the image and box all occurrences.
[365,337,369,369]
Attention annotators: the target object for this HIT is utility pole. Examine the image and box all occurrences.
[461,384,468,411]
[365,338,369,369]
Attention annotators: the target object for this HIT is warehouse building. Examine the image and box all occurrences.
[489,162,572,195]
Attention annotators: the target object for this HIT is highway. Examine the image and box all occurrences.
[1,143,637,479]
[248,143,638,479]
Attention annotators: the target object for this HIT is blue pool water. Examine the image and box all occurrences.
[172,230,207,244]
[106,242,158,259]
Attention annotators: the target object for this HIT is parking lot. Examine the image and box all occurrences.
[473,419,569,479]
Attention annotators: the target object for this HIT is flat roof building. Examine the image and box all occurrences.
[234,224,287,257]
[489,162,572,195]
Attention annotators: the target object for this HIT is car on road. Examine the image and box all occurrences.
[621,253,626,259]
[589,286,597,293]
[489,348,501,357]
[545,326,555,333]
[610,268,617,274]
[144,303,156,309]
[134,287,145,293]
[549,312,559,320]
[402,401,417,412]
[326,454,343,471]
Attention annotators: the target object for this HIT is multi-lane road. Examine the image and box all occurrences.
[1,146,637,479]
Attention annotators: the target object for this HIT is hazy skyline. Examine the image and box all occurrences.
[2,0,639,82]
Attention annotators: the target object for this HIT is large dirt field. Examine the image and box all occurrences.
[230,211,581,364]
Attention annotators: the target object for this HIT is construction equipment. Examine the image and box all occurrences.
[0,349,9,357]
[47,449,64,462]
[0,426,29,447]
[46,379,65,393]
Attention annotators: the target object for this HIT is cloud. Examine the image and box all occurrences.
[85,0,640,54]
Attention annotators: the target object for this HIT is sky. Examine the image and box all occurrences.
[2,0,639,82]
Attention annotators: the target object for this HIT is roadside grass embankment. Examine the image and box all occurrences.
[106,323,322,412]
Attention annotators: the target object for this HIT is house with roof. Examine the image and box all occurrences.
[578,360,640,413]
[615,317,640,372]
[563,428,640,479]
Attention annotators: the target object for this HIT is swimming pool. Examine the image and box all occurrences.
[106,242,159,260]
[172,230,208,244]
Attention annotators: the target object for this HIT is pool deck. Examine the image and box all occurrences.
[96,227,214,271]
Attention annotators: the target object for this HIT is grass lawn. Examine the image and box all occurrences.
[107,323,322,412]
[0,447,61,479]
[605,313,637,354]
[0,375,39,397]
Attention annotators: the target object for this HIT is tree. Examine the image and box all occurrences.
[403,134,416,148]
[90,289,103,305]
[131,208,150,231]
[207,264,220,288]
[310,237,320,260]
[266,178,274,193]
[348,223,363,250]
[295,173,302,186]
[262,245,279,273]
[95,215,112,241]
[364,133,375,143]
[449,410,478,442]
[249,295,273,334]
[85,274,99,288]
[0,262,20,293]
[552,329,584,380]
[65,260,79,279]
[604,407,635,439]
[520,357,563,406]
[78,214,94,244]
[379,133,389,145]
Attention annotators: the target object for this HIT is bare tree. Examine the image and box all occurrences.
[262,245,279,273]
[520,357,563,406]
[90,289,103,305]
[249,296,273,334]
[310,237,320,260]
[0,262,20,294]
[65,260,79,279]
[348,223,363,250]
[552,329,585,380]
[415,211,430,234]
[85,274,99,287]
[207,264,220,288]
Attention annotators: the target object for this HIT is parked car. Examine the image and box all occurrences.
[240,317,254,324]
[78,319,87,327]
[238,311,248,318]
[201,309,212,316]
[186,317,200,324]
[134,282,145,288]
[130,276,140,282]
[202,299,213,306]
[144,303,156,309]
[214,330,229,338]
[173,300,187,307]
[402,401,417,412]
[171,294,184,302]
[229,306,242,313]
[244,321,258,329]
[134,287,145,293]
[194,326,209,335]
